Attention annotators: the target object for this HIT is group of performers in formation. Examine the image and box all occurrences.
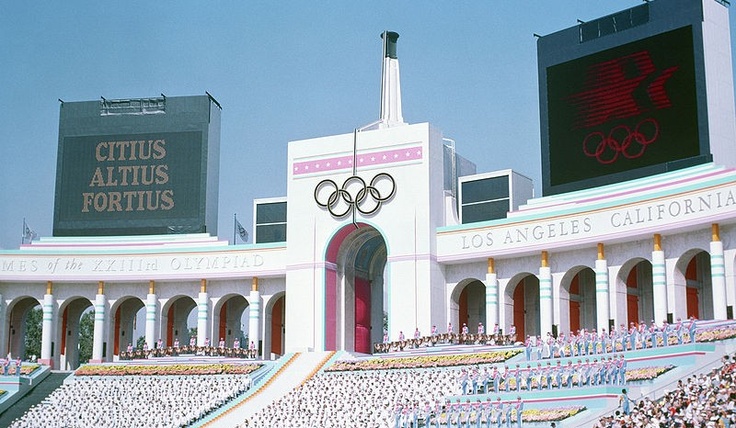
[119,336,259,360]
[375,322,518,354]
[392,396,525,428]
[524,317,698,360]
[1,354,22,377]
[456,353,628,394]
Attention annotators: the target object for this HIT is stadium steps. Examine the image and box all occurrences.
[196,351,335,428]
[0,371,71,427]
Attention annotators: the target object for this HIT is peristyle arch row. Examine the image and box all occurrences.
[450,247,717,342]
[2,289,285,370]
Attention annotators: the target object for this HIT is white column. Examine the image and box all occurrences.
[711,225,728,320]
[197,291,209,347]
[0,294,6,358]
[486,272,499,329]
[92,293,106,362]
[249,289,261,354]
[539,251,553,336]
[145,293,157,349]
[595,244,611,331]
[652,235,668,324]
[40,293,55,366]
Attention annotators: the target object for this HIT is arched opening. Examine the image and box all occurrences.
[622,259,654,325]
[161,296,197,347]
[324,223,387,353]
[6,297,41,361]
[58,297,93,370]
[213,294,249,349]
[453,280,486,335]
[271,295,285,356]
[506,274,540,341]
[677,250,712,320]
[561,267,596,334]
[110,297,145,358]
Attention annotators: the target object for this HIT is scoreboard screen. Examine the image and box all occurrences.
[546,26,699,189]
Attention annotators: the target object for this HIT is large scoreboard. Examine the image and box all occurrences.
[53,95,221,237]
[538,0,736,196]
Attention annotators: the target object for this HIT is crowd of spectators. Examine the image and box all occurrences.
[375,322,517,354]
[8,374,253,428]
[240,367,459,428]
[595,354,736,427]
[238,350,625,428]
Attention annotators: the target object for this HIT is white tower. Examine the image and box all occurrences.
[378,31,406,129]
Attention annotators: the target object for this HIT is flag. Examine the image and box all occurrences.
[235,218,249,243]
[22,219,38,244]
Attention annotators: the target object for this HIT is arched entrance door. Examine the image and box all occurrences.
[110,297,144,358]
[161,296,197,347]
[213,294,248,349]
[271,295,285,356]
[624,260,654,325]
[680,251,712,320]
[507,274,540,341]
[324,223,387,353]
[565,268,596,334]
[455,280,486,335]
[6,297,41,360]
[59,297,93,370]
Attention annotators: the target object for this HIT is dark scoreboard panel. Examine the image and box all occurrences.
[546,26,699,190]
[53,96,220,237]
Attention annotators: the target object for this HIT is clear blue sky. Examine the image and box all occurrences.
[1,1,732,249]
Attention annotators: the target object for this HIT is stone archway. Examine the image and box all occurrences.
[160,296,197,348]
[213,294,249,349]
[324,223,387,353]
[451,279,486,336]
[110,296,145,359]
[620,259,654,325]
[560,267,597,334]
[6,297,41,361]
[505,274,540,341]
[58,297,93,370]
[675,250,712,320]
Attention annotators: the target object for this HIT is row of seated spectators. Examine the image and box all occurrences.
[240,367,458,428]
[374,332,517,354]
[595,354,736,428]
[118,345,257,360]
[9,374,253,428]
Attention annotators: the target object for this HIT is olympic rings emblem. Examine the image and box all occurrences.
[314,172,396,218]
[582,118,659,165]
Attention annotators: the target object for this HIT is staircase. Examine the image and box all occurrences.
[199,351,335,428]
[0,371,70,427]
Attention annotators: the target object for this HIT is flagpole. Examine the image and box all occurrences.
[21,218,26,245]
[233,214,237,245]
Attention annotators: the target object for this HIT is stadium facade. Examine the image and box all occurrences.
[1,0,736,370]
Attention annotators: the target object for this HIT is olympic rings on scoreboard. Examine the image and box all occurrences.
[314,172,396,218]
[582,118,659,165]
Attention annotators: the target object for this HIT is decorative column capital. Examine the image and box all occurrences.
[712,223,721,242]
[653,234,662,252]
